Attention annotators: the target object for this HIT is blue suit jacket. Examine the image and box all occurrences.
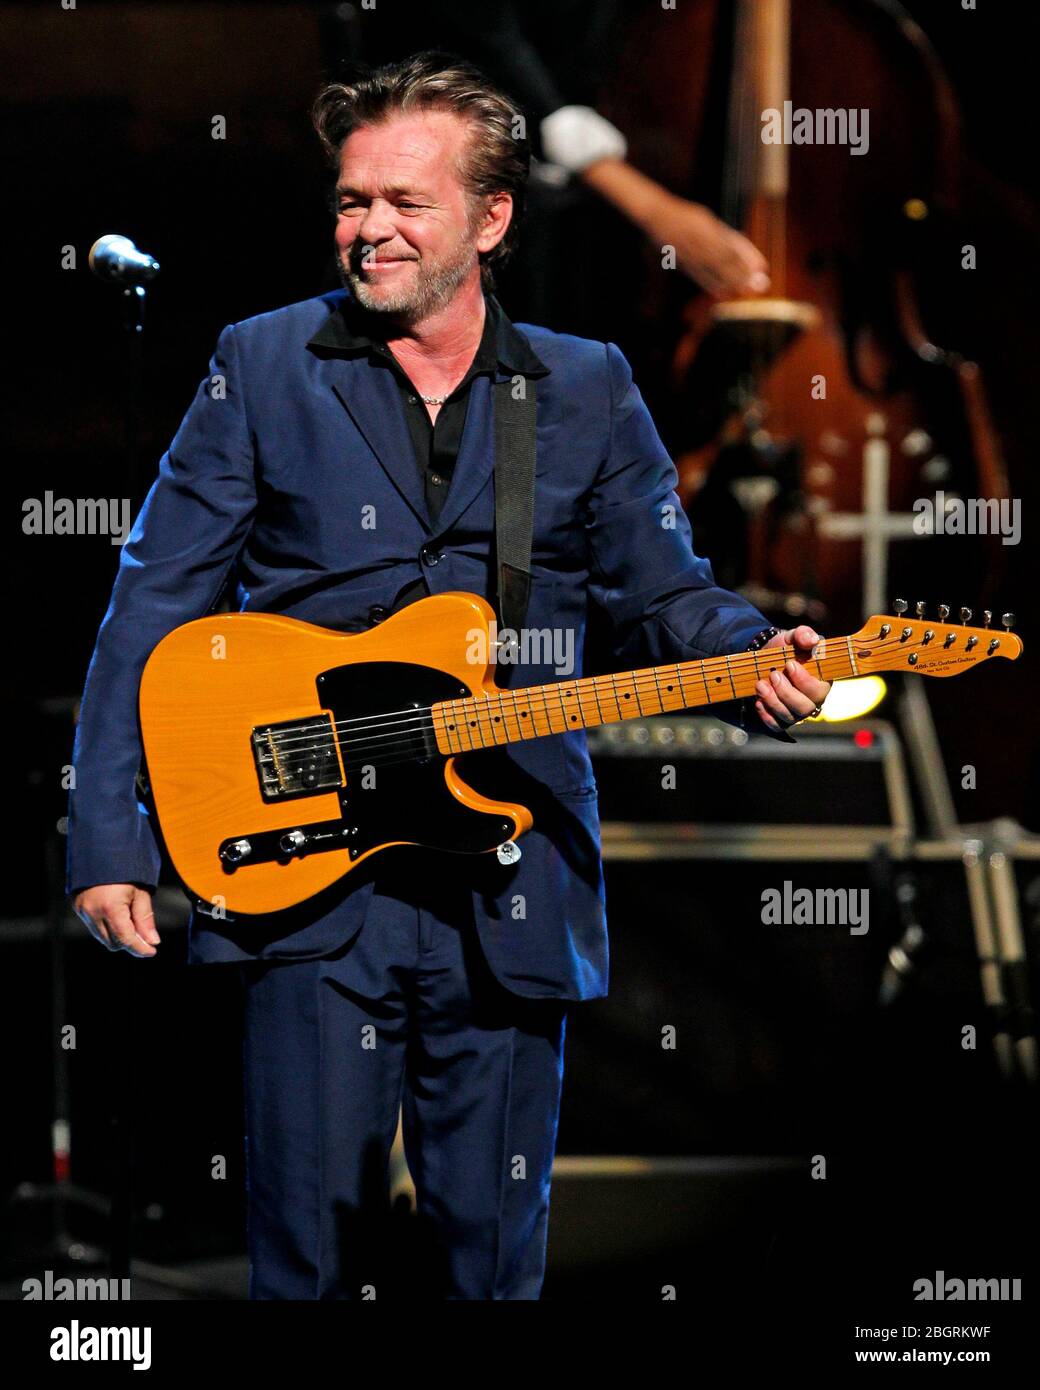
[67,290,775,1000]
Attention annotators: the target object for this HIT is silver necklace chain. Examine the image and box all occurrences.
[420,393,449,405]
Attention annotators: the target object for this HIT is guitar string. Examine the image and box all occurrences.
[268,652,857,763]
[262,631,935,750]
[266,629,971,756]
[265,632,985,767]
[265,631,983,772]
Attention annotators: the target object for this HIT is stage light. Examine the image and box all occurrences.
[818,675,887,722]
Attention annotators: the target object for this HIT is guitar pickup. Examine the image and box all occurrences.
[251,714,345,801]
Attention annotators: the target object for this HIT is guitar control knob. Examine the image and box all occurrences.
[222,838,252,864]
[280,829,308,855]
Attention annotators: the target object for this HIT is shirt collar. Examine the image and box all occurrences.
[306,288,549,378]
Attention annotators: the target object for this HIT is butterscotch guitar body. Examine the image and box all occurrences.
[139,592,531,915]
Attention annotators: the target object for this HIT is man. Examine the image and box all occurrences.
[69,53,831,1300]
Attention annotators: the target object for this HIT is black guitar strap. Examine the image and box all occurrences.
[492,376,538,635]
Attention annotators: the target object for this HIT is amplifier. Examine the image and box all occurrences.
[585,716,911,831]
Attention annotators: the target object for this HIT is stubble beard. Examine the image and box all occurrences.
[338,221,481,326]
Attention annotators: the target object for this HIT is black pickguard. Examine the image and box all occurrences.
[317,660,512,856]
[217,662,517,872]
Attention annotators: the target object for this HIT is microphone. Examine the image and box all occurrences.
[88,234,160,286]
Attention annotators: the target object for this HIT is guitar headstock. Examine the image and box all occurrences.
[848,601,1023,678]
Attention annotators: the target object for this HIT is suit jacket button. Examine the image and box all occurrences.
[368,605,389,625]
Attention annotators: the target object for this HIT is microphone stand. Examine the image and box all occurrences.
[122,283,147,508]
[11,270,153,1293]
[104,276,151,1285]
[97,259,228,1298]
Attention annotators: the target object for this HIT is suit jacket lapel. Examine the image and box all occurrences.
[323,359,502,541]
[322,354,432,534]
[433,372,497,537]
[307,288,548,540]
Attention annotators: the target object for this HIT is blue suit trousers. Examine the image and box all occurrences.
[237,854,568,1300]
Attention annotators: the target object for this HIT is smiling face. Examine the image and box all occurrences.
[333,109,510,323]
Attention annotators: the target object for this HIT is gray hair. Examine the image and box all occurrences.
[312,51,529,290]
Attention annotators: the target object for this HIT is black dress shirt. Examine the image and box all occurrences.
[306,290,548,615]
[365,297,496,526]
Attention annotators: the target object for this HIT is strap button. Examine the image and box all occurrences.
[367,605,389,625]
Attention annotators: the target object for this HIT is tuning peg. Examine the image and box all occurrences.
[915,600,926,618]
[960,606,972,624]
[893,598,908,616]
[938,603,950,621]
[982,610,992,628]
[1001,613,1015,631]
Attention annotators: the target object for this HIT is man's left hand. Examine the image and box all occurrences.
[753,626,833,735]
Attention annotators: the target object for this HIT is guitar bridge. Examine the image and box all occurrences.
[251,714,344,801]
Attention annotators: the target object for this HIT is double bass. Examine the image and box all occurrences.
[599,0,1009,632]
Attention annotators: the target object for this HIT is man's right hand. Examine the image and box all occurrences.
[73,883,160,957]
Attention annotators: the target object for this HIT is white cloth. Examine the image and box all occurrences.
[539,105,628,174]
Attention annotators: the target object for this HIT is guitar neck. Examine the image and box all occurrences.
[433,638,857,755]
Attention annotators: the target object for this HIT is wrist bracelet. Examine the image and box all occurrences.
[744,624,799,741]
[745,625,781,652]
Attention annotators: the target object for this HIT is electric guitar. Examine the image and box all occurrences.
[137,592,1022,915]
